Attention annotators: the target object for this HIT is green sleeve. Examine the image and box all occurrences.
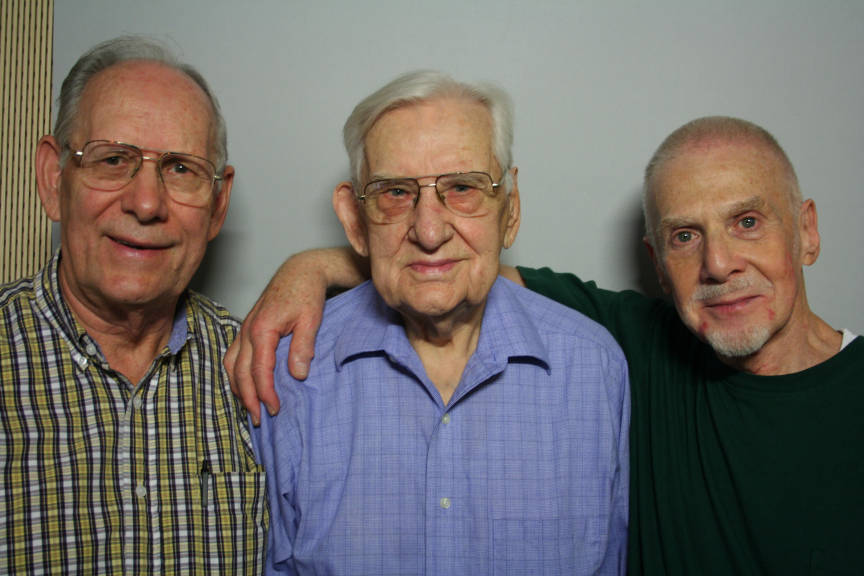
[516,265,664,350]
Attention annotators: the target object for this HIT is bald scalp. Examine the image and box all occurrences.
[642,116,801,247]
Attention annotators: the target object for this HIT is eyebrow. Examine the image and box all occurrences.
[367,173,411,181]
[658,195,768,234]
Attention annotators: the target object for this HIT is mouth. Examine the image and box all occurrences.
[109,235,169,252]
[700,294,763,316]
[409,259,458,275]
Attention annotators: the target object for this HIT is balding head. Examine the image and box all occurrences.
[643,116,801,249]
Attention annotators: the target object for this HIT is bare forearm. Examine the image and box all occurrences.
[226,246,369,423]
[287,247,369,293]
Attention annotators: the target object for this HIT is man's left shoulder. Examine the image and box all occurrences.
[184,290,241,342]
[498,277,625,355]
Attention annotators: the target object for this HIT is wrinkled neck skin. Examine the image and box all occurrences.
[59,263,177,384]
[401,300,486,405]
[716,288,842,375]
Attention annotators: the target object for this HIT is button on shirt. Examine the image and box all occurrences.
[0,251,269,574]
[252,278,630,575]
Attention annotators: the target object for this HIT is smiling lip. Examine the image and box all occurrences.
[409,259,457,275]
[701,294,762,315]
[109,235,170,251]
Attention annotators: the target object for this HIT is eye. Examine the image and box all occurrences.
[384,186,411,198]
[675,230,693,243]
[450,183,473,194]
[163,156,208,179]
[739,216,757,229]
[94,151,134,168]
[666,228,700,251]
[166,162,190,175]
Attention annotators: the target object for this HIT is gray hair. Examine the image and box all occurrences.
[54,35,228,174]
[642,115,801,247]
[343,70,514,192]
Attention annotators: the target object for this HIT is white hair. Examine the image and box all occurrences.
[342,70,515,192]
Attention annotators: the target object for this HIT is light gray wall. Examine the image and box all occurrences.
[53,0,864,331]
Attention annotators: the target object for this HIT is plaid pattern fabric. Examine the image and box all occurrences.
[0,251,268,574]
[255,279,629,575]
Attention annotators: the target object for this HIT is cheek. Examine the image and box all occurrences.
[664,267,697,307]
[366,227,407,258]
[460,220,505,255]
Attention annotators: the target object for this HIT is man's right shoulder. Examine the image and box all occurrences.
[0,275,38,311]
[274,281,376,380]
[0,274,45,338]
[0,274,49,369]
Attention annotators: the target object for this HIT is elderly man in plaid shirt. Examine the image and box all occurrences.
[0,36,268,574]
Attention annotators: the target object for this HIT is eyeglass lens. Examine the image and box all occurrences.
[364,172,496,222]
[76,141,216,207]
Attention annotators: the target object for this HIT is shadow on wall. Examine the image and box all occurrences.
[190,229,232,298]
[623,187,667,302]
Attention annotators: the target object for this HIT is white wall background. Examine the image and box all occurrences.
[53,0,864,330]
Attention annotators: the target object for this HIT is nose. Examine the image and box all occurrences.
[700,232,744,283]
[407,184,452,250]
[120,158,170,222]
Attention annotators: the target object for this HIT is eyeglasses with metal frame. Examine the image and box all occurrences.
[67,140,223,208]
[357,171,504,224]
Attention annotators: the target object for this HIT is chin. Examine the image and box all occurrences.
[704,324,772,358]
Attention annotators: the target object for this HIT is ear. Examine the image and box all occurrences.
[502,167,521,249]
[35,135,64,221]
[643,236,672,294]
[797,198,820,266]
[207,165,234,241]
[332,182,369,257]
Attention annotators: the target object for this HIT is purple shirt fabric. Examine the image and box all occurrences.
[252,277,630,575]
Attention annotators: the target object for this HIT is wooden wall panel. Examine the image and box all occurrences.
[1,0,53,284]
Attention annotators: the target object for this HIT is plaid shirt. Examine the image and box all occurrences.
[0,251,269,574]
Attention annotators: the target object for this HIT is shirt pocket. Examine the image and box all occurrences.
[196,468,269,573]
[201,467,268,521]
[491,515,603,576]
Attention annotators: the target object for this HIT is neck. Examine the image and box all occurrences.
[59,268,179,384]
[402,303,485,405]
[718,303,842,376]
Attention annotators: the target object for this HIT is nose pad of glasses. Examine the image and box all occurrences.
[415,181,447,209]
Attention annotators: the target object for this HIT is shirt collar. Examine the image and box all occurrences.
[332,277,551,372]
[167,294,191,355]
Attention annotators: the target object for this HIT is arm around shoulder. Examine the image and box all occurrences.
[225,247,369,423]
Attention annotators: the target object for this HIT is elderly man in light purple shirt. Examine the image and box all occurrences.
[250,70,630,575]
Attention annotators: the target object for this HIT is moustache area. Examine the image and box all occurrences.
[692,276,769,302]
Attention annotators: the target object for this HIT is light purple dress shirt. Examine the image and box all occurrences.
[252,277,630,575]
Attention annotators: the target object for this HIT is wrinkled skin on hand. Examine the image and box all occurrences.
[225,256,326,425]
[225,254,519,425]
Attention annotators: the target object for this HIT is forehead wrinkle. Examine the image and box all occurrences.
[363,98,495,182]
[367,172,411,181]
[78,61,213,158]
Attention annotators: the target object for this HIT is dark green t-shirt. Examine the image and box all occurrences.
[519,266,864,576]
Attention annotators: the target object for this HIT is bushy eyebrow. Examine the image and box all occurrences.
[657,196,768,237]
[724,196,768,216]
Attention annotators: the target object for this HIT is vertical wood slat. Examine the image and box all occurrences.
[1,0,54,284]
